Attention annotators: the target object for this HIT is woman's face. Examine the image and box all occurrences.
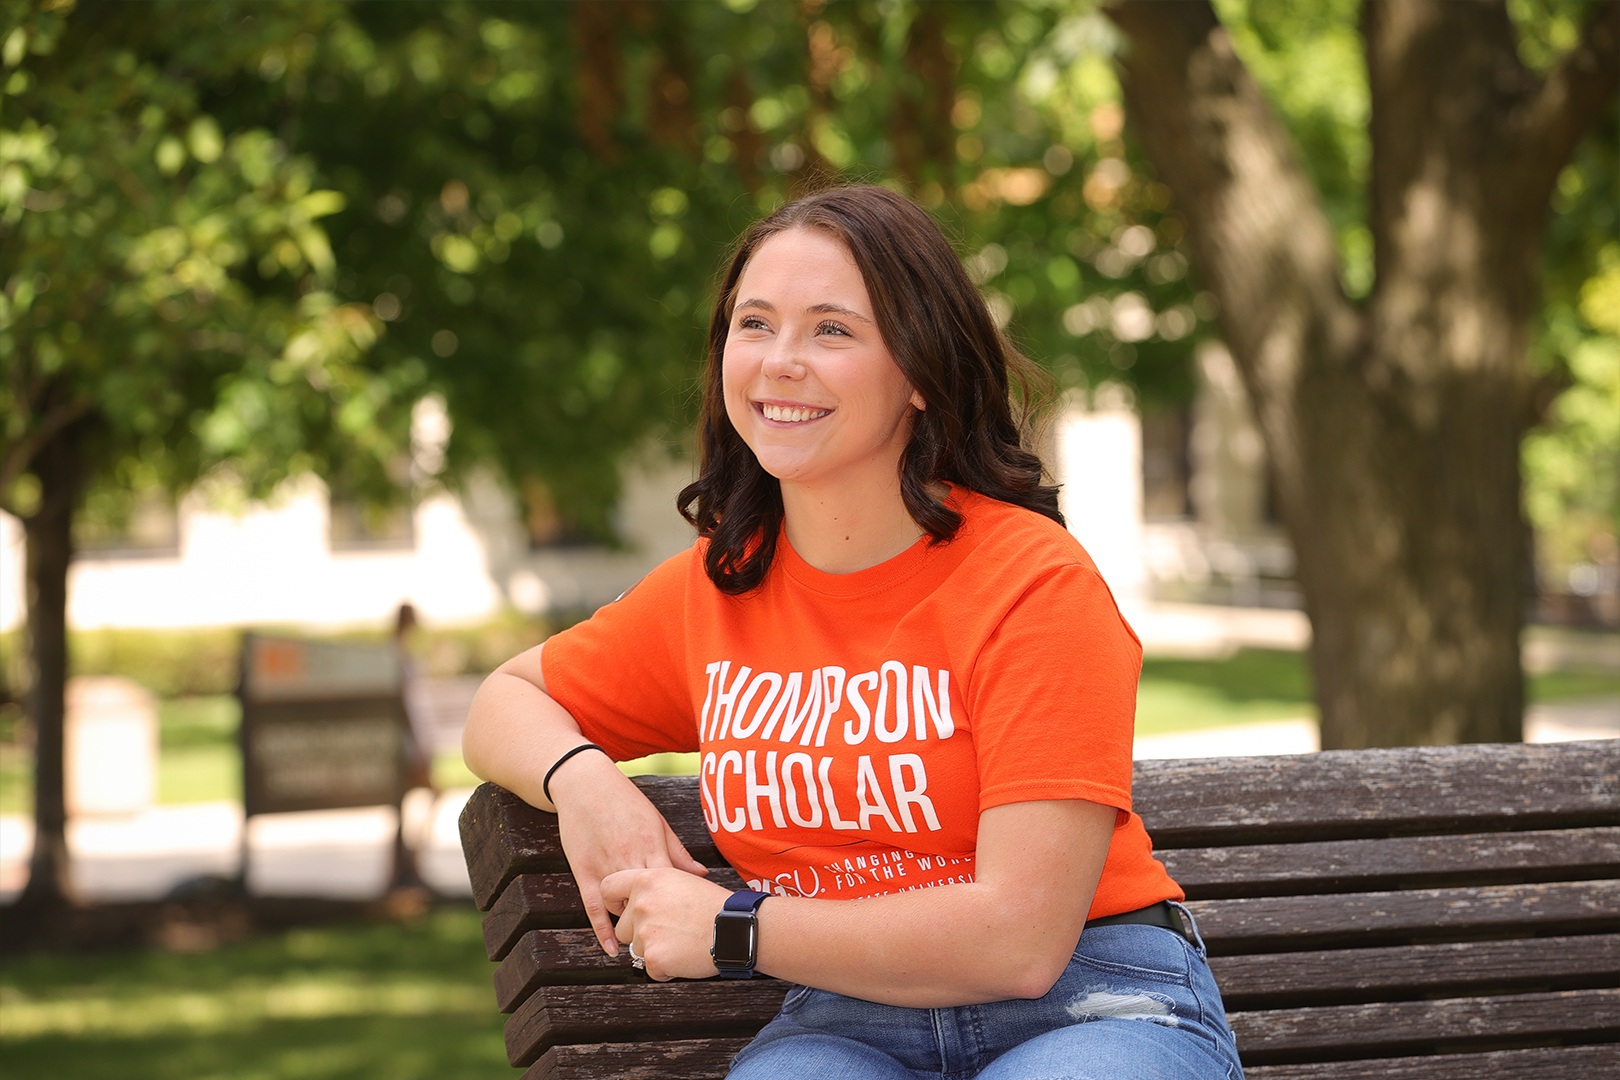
[722,227,923,497]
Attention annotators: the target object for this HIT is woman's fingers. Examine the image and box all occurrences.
[664,823,710,877]
[577,880,620,956]
[601,868,727,981]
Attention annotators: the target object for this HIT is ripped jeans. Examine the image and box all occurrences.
[726,903,1243,1080]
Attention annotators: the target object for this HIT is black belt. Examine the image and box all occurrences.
[1087,901,1195,943]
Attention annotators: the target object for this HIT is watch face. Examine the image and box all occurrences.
[712,911,757,966]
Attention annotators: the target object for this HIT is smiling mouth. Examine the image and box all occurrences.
[760,403,832,423]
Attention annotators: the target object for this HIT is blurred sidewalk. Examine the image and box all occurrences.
[1,603,1613,906]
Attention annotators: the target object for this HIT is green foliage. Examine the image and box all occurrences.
[1210,0,1371,295]
[1524,238,1620,581]
[266,0,1212,533]
[0,612,548,703]
[1526,86,1619,588]
[3,0,1612,605]
[68,628,243,698]
[2,0,1219,538]
[0,1,411,524]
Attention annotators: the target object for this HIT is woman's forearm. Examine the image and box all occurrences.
[462,644,613,810]
[753,800,1116,1006]
[604,802,1115,1003]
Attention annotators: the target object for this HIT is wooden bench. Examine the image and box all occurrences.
[459,740,1620,1079]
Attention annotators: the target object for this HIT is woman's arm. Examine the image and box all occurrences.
[463,642,708,955]
[602,797,1116,1005]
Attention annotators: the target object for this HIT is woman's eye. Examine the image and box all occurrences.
[738,315,768,331]
[816,321,851,337]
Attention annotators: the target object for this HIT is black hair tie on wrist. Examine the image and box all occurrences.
[543,743,609,805]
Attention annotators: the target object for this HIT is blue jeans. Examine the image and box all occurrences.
[727,904,1243,1079]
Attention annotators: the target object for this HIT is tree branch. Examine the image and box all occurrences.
[1104,0,1360,388]
[1523,0,1620,177]
[0,384,98,519]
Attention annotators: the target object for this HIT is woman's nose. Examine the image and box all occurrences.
[760,336,805,379]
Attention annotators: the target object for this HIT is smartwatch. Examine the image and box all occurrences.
[711,889,770,979]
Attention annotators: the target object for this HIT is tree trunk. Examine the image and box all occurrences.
[15,421,87,911]
[1106,0,1619,747]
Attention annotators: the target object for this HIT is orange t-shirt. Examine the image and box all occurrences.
[541,487,1182,918]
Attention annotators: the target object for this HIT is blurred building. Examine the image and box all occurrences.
[0,357,1304,637]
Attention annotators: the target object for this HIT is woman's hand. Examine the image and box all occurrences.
[601,867,733,981]
[461,644,710,958]
[550,757,711,957]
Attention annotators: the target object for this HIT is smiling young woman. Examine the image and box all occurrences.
[463,185,1246,1080]
[720,227,927,574]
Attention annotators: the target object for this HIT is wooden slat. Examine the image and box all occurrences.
[519,1038,752,1080]
[459,784,563,909]
[460,778,726,908]
[504,981,789,1067]
[495,930,672,1013]
[1243,1043,1620,1080]
[1162,826,1620,898]
[1136,741,1619,847]
[484,875,586,959]
[1187,879,1619,952]
[518,1037,1620,1080]
[484,868,747,963]
[1232,987,1620,1063]
[1211,934,1620,1008]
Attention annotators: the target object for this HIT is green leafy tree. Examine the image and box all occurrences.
[271,0,1196,539]
[1103,0,1618,746]
[0,0,407,909]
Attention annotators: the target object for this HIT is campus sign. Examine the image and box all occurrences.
[238,633,409,817]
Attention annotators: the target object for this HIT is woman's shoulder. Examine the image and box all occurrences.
[951,488,1090,569]
[609,540,705,606]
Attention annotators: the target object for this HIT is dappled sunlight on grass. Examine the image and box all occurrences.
[0,907,507,1080]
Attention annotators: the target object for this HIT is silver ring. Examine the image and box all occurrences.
[628,944,645,970]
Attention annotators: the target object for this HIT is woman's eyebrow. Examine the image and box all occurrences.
[806,302,875,325]
[734,298,875,326]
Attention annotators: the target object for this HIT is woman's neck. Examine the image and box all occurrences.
[780,480,924,575]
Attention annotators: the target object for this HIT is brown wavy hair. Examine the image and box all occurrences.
[679,184,1062,594]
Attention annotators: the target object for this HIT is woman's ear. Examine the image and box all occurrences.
[910,389,926,411]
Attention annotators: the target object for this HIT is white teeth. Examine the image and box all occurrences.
[762,403,831,423]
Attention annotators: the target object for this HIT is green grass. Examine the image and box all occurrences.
[156,696,241,806]
[1136,649,1317,735]
[0,907,508,1080]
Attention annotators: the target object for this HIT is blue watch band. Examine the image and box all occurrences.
[712,890,770,978]
[724,889,770,914]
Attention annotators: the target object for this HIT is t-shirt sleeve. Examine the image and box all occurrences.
[967,563,1142,816]
[539,548,700,761]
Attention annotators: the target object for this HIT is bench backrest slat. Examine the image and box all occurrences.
[1210,933,1620,1006]
[525,1039,755,1080]
[1188,878,1618,950]
[1241,1044,1620,1080]
[1233,986,1620,1065]
[1133,742,1618,847]
[1163,825,1620,896]
[505,983,786,1069]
